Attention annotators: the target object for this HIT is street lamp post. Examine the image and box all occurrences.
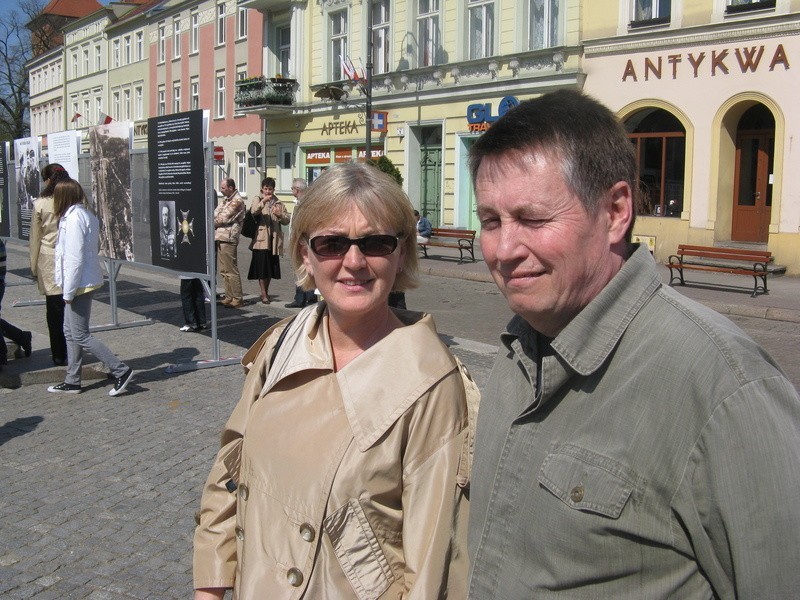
[365,0,373,160]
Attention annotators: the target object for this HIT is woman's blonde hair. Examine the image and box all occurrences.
[53,179,87,219]
[289,162,419,292]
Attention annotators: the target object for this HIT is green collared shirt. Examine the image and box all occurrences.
[469,244,800,598]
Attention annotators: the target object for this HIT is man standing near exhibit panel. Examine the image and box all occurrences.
[466,89,800,598]
[214,179,244,308]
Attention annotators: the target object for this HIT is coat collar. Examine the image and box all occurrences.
[264,303,457,452]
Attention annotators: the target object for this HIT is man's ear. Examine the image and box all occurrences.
[605,181,634,245]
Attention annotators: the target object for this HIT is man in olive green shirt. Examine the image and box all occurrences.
[467,89,800,598]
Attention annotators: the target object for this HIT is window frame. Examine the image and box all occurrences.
[112,39,121,68]
[158,85,166,116]
[237,6,248,39]
[191,10,199,53]
[173,16,182,59]
[158,21,166,63]
[216,71,226,118]
[371,0,391,75]
[528,0,561,50]
[135,30,144,61]
[277,24,292,77]
[725,0,776,13]
[468,0,495,60]
[630,0,671,28]
[236,151,247,195]
[124,35,131,64]
[173,81,181,113]
[417,0,440,67]
[190,77,200,110]
[216,3,227,46]
[329,9,348,81]
[135,85,143,120]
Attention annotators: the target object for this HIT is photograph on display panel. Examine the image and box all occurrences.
[148,110,208,274]
[14,137,40,240]
[89,122,134,261]
[0,144,9,238]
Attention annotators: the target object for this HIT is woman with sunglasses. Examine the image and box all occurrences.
[194,162,471,599]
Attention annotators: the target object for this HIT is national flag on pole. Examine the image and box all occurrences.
[341,56,359,82]
[71,113,82,123]
[98,112,113,126]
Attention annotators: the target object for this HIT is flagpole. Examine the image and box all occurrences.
[365,0,373,161]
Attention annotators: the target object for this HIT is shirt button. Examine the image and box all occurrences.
[299,523,316,542]
[238,484,249,501]
[286,567,303,587]
[570,485,584,503]
[235,526,244,541]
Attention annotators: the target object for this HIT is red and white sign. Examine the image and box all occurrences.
[213,146,225,163]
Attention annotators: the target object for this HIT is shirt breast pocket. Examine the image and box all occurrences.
[538,443,645,519]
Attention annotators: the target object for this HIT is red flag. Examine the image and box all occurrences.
[98,112,113,125]
[71,113,82,123]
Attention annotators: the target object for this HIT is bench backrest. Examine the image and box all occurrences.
[430,228,477,238]
[677,244,771,261]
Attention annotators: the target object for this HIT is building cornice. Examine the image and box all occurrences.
[585,15,800,57]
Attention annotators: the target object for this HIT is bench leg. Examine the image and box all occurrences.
[752,273,769,297]
[667,266,685,287]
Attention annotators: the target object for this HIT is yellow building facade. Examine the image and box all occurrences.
[583,0,800,273]
[241,0,800,273]
[241,0,581,224]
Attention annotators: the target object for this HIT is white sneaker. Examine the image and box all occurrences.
[179,325,193,332]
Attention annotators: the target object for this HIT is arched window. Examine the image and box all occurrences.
[626,109,685,217]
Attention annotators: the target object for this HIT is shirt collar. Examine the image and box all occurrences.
[501,244,661,376]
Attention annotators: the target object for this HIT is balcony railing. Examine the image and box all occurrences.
[234,76,299,108]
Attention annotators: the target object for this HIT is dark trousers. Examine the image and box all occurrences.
[0,280,29,361]
[180,279,207,328]
[293,286,317,307]
[45,294,67,362]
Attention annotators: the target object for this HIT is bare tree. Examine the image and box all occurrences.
[0,0,46,142]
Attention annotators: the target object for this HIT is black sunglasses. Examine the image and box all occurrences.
[308,234,400,257]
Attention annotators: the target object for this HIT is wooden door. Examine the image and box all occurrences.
[732,133,773,242]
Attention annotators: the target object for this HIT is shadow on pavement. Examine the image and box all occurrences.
[0,415,44,447]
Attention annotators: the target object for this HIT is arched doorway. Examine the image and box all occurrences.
[625,108,686,218]
[732,104,774,242]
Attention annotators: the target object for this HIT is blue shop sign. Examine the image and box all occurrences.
[466,96,519,132]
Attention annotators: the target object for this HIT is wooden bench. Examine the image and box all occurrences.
[666,244,772,297]
[419,228,477,264]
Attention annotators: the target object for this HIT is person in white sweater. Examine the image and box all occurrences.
[48,178,134,396]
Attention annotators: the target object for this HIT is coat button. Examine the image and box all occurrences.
[235,526,244,541]
[286,567,303,587]
[299,523,315,542]
[570,485,584,503]
[238,484,249,501]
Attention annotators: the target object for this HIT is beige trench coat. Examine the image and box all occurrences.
[194,305,470,599]
[249,196,289,255]
[29,195,62,296]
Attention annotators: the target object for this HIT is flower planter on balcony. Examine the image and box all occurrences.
[235,77,299,108]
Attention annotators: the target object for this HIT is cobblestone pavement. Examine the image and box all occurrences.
[1,240,798,598]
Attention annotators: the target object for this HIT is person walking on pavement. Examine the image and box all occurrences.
[214,179,245,308]
[285,178,317,308]
[29,163,70,366]
[247,177,289,304]
[0,238,32,371]
[47,178,134,396]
